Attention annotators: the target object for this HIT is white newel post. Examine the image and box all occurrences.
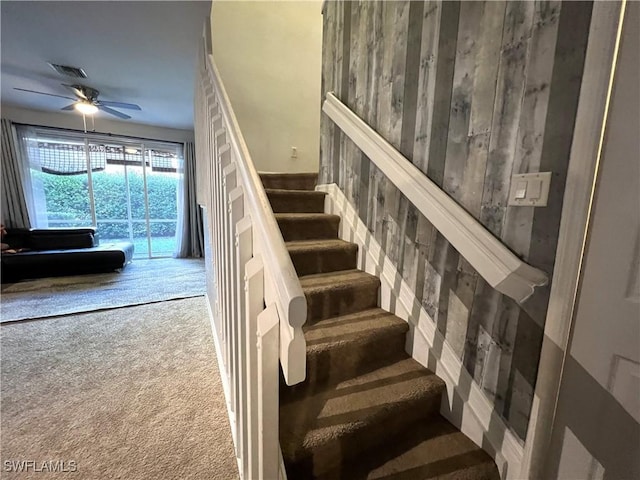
[257,303,280,480]
[245,254,265,480]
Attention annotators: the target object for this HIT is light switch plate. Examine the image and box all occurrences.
[508,172,552,207]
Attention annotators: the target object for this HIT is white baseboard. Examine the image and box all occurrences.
[317,183,524,479]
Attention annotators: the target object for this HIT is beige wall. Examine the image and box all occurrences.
[210,1,322,173]
[1,104,194,143]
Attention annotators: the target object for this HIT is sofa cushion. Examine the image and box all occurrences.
[29,228,96,236]
[1,241,134,283]
[4,228,97,251]
[28,233,95,250]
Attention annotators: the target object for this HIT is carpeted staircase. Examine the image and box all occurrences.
[261,172,500,480]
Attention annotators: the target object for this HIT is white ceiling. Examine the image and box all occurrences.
[1,1,211,131]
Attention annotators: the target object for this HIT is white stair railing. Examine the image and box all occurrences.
[194,31,306,479]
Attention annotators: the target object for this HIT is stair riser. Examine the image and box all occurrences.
[304,283,379,323]
[277,218,340,241]
[268,193,326,214]
[281,331,408,402]
[288,247,357,276]
[283,394,442,478]
[260,174,318,191]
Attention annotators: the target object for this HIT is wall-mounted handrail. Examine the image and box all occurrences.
[322,92,548,303]
[205,53,307,384]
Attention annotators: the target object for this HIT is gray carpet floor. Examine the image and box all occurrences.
[1,258,206,323]
[0,296,238,480]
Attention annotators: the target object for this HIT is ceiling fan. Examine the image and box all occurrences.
[14,84,141,120]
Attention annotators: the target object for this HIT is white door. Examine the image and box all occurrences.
[543,3,640,478]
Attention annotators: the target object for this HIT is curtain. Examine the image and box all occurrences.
[175,142,204,258]
[14,124,49,228]
[1,119,32,229]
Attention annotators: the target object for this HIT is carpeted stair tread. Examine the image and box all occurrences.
[266,189,326,213]
[303,307,408,348]
[286,239,358,276]
[276,213,340,241]
[260,172,318,191]
[283,308,410,394]
[315,415,500,480]
[300,269,380,322]
[280,357,446,477]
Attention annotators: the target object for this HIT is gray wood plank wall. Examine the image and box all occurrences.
[320,0,592,441]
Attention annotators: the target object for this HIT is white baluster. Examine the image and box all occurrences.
[207,92,227,381]
[235,213,251,478]
[209,112,225,356]
[245,254,264,480]
[218,139,232,376]
[213,113,223,132]
[223,163,238,413]
[228,183,243,428]
[213,130,227,359]
[257,303,280,480]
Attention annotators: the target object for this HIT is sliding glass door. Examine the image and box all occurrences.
[25,129,183,259]
[145,147,180,257]
[91,143,150,257]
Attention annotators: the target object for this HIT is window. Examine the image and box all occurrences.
[23,128,183,259]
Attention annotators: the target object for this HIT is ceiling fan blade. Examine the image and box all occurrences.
[13,88,75,101]
[99,100,141,111]
[98,105,131,120]
[61,103,76,111]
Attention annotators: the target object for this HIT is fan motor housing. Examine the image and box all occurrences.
[68,84,100,102]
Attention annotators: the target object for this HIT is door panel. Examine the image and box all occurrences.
[544,3,640,478]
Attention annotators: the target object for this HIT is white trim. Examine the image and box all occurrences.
[318,183,524,479]
[520,2,627,478]
[322,93,548,305]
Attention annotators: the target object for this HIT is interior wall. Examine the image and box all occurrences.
[1,104,194,143]
[210,1,322,173]
[320,0,592,441]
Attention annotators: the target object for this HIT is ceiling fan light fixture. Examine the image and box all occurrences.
[75,102,98,115]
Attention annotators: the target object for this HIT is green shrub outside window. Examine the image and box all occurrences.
[33,170,178,239]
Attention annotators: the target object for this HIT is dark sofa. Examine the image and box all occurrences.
[1,228,134,283]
